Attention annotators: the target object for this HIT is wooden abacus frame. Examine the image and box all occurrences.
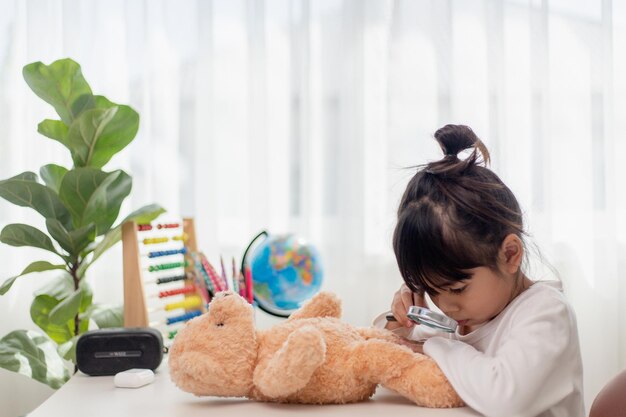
[122,217,199,327]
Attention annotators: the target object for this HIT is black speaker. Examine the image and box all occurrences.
[76,328,163,376]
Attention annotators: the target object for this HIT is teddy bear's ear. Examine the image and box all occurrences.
[288,291,342,321]
[208,291,254,327]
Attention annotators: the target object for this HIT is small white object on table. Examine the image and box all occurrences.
[29,360,481,417]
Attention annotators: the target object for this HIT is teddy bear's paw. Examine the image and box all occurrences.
[254,325,326,398]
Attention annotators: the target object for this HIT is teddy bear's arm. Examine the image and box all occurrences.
[356,326,405,343]
[287,291,342,321]
[253,325,326,398]
[351,339,464,408]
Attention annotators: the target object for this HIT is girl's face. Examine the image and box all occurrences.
[428,266,523,332]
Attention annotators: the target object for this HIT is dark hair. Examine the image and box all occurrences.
[392,124,525,294]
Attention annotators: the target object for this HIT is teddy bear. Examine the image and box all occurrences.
[168,290,463,408]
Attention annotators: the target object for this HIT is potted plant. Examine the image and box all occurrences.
[0,58,165,388]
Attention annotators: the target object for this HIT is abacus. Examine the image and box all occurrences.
[122,218,207,341]
[122,217,255,342]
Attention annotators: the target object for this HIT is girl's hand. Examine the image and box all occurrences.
[388,283,426,328]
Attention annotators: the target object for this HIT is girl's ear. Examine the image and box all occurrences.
[499,234,524,274]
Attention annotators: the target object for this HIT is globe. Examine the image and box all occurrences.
[248,234,323,317]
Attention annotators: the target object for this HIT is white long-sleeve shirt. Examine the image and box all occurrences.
[374,281,584,417]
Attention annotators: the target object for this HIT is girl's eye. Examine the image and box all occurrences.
[449,287,466,294]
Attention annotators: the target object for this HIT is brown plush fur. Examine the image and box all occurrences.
[169,291,464,408]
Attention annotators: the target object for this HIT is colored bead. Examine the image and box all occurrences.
[158,285,196,298]
[143,237,169,245]
[155,274,188,284]
[164,295,202,311]
[148,261,188,272]
[147,247,187,258]
[166,310,202,325]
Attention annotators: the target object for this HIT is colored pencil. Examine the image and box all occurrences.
[220,256,229,290]
[244,265,253,303]
[231,257,239,294]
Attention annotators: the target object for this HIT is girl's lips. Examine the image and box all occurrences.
[457,320,469,326]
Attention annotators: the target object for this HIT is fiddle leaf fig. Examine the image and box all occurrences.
[39,164,68,193]
[22,59,93,125]
[78,203,166,278]
[58,168,132,234]
[48,289,83,326]
[30,295,75,344]
[38,119,69,145]
[67,105,139,168]
[0,330,69,389]
[81,304,123,329]
[0,261,66,295]
[46,219,96,255]
[0,224,59,255]
[0,57,166,389]
[0,172,71,227]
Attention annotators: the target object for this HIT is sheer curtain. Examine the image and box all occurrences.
[0,0,625,414]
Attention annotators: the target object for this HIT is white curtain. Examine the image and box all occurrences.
[1,0,625,414]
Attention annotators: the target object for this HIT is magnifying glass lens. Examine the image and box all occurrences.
[407,307,458,333]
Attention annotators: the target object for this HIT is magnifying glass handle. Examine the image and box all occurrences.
[386,314,397,321]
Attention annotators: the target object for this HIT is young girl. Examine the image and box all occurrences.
[378,125,584,417]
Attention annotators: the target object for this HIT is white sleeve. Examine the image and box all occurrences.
[423,297,578,417]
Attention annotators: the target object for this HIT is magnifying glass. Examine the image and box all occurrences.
[386,306,458,333]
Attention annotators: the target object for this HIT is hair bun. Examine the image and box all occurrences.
[434,124,476,155]
[425,124,490,176]
[434,124,490,162]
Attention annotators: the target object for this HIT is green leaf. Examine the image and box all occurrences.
[45,219,73,255]
[0,224,59,254]
[14,172,38,181]
[79,316,89,334]
[78,204,165,277]
[123,203,167,225]
[38,119,69,145]
[66,105,139,168]
[89,229,121,266]
[30,295,74,344]
[58,168,132,235]
[79,281,93,313]
[46,219,96,255]
[40,164,68,194]
[57,335,79,362]
[91,170,132,232]
[0,330,70,389]
[0,261,66,295]
[0,277,19,296]
[93,95,116,109]
[23,59,94,125]
[0,172,72,227]
[33,273,73,300]
[82,304,123,329]
[48,289,82,326]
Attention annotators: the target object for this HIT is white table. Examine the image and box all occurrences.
[29,360,482,417]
